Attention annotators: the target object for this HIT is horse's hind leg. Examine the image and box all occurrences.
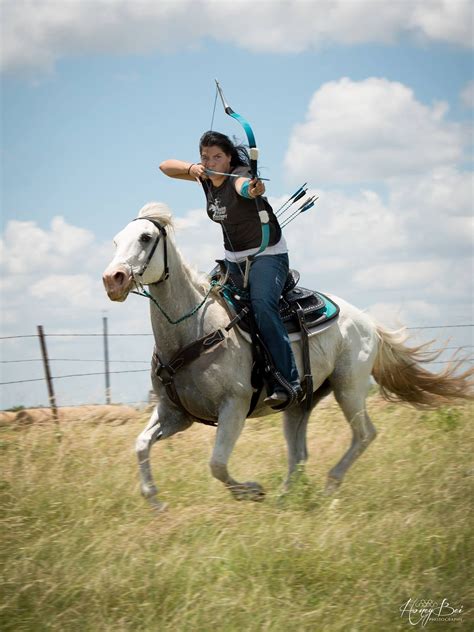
[326,379,377,494]
[283,381,333,489]
[283,406,310,488]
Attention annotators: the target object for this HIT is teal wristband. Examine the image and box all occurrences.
[240,180,252,199]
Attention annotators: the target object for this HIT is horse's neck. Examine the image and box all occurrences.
[147,244,225,358]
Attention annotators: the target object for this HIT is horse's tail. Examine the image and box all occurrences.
[372,324,473,409]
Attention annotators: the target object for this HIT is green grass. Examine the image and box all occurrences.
[1,396,472,631]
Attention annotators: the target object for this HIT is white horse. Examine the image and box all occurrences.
[103,202,472,510]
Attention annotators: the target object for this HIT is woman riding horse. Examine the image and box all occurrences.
[159,131,301,408]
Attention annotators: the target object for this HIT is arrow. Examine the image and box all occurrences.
[275,183,308,217]
[280,196,318,228]
[205,168,270,181]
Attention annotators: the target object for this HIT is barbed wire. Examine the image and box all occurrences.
[406,324,473,330]
[1,359,472,386]
[3,400,151,410]
[0,369,150,386]
[1,323,472,340]
[1,323,472,388]
[2,345,473,364]
[0,333,154,340]
[1,358,150,364]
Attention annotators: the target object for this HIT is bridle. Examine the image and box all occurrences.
[131,217,169,281]
[130,216,220,326]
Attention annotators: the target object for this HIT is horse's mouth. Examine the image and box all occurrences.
[105,287,131,302]
[102,265,133,301]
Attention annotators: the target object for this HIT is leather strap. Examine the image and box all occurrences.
[152,310,251,426]
[296,307,314,411]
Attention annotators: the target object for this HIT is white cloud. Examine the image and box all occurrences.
[0,214,156,408]
[388,167,474,259]
[30,274,103,308]
[0,216,96,275]
[390,167,472,218]
[367,300,442,328]
[460,80,474,108]
[354,260,445,291]
[1,0,472,73]
[409,0,473,47]
[0,215,129,326]
[284,77,465,184]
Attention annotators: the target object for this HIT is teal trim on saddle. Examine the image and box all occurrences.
[222,286,338,320]
[219,280,339,337]
[316,292,338,320]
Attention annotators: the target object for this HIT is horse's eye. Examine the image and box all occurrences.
[140,233,152,243]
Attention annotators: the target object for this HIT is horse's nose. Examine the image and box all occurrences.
[111,270,126,285]
[103,265,132,301]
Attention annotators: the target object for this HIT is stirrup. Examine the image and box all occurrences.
[263,391,289,408]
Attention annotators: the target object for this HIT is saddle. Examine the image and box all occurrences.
[210,261,339,337]
[210,261,340,411]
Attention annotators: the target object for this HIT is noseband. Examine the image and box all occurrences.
[132,217,169,282]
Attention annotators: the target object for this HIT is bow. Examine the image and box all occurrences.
[215,79,270,256]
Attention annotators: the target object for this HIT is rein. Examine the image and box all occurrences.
[132,280,220,325]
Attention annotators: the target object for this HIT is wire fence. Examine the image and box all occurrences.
[1,321,473,410]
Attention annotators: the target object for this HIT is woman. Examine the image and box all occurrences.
[159,131,301,407]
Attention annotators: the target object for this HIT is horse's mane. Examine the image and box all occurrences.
[137,202,174,229]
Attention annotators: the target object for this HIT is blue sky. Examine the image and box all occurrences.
[1,1,473,409]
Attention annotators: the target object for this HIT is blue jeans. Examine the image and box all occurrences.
[226,254,299,391]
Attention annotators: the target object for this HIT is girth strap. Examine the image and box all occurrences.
[152,309,250,427]
[296,307,314,411]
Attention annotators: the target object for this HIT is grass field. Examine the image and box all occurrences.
[1,395,472,631]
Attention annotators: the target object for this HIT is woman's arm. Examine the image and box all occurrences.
[159,159,207,182]
[234,176,266,199]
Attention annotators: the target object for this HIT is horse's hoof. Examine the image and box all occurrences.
[149,498,168,513]
[141,483,158,499]
[324,477,341,495]
[230,481,265,502]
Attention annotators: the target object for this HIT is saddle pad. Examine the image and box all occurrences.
[221,286,340,336]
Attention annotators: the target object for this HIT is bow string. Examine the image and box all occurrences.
[215,79,270,256]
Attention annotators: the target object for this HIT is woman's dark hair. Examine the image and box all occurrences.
[199,131,250,168]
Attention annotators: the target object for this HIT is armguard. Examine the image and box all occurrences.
[239,179,252,199]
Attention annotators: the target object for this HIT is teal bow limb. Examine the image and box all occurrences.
[215,79,270,255]
[215,80,258,178]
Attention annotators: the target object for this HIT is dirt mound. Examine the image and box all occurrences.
[0,404,149,427]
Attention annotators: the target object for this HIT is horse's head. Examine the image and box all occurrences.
[103,203,172,302]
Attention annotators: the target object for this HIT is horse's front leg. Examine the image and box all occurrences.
[135,405,192,511]
[210,400,265,502]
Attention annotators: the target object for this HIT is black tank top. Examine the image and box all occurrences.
[202,166,281,252]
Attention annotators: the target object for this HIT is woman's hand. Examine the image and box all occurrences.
[249,178,265,197]
[235,176,266,199]
[188,163,207,180]
[159,159,208,181]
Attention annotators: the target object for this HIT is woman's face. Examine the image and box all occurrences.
[200,144,231,174]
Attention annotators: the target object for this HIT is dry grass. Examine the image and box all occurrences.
[1,395,472,631]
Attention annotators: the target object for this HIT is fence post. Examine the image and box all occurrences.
[103,316,111,404]
[37,325,60,432]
